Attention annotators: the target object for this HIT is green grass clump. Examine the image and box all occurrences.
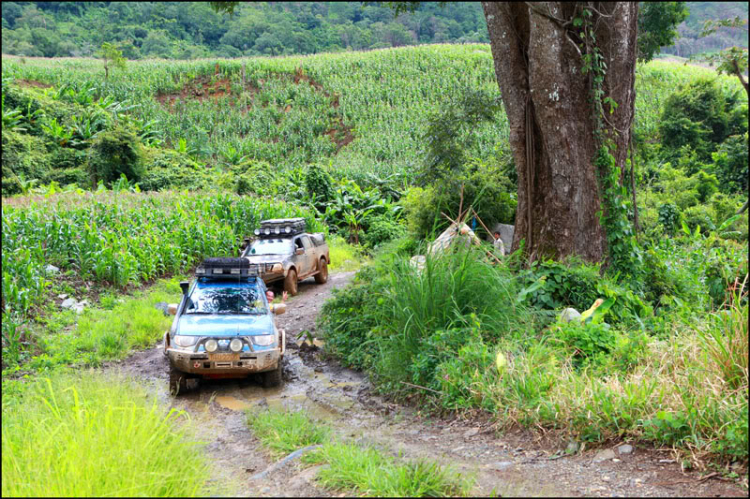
[303,442,474,497]
[28,278,182,370]
[2,372,211,497]
[246,408,330,458]
[328,235,367,272]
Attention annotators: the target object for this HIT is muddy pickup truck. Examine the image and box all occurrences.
[240,218,330,296]
[164,257,286,395]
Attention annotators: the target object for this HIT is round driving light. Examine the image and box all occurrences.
[274,227,280,234]
[230,338,243,352]
[205,339,218,352]
[254,229,260,236]
[284,226,291,233]
[264,228,271,235]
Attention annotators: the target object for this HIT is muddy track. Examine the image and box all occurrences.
[108,272,746,497]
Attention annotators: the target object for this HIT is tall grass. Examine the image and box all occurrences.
[2,372,211,497]
[369,246,532,394]
[303,442,474,497]
[246,409,330,458]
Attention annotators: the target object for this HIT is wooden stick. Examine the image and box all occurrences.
[457,184,464,225]
[400,381,442,394]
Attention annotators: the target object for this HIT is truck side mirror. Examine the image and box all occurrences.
[295,248,304,256]
[179,281,189,295]
[272,303,286,315]
[167,303,178,315]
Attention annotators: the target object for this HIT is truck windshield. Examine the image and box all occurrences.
[185,286,266,315]
[247,239,292,255]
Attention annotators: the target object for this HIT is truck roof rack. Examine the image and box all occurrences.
[254,218,306,238]
[195,257,259,277]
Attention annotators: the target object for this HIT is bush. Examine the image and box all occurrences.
[659,78,730,160]
[551,320,618,369]
[87,126,144,186]
[683,204,716,232]
[322,247,533,397]
[139,148,206,191]
[360,214,406,249]
[712,133,748,195]
[658,202,681,234]
[305,164,334,211]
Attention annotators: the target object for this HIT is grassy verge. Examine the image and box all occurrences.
[328,235,368,272]
[2,372,212,497]
[246,408,473,496]
[319,246,749,466]
[5,277,182,375]
[302,442,474,497]
[247,408,330,458]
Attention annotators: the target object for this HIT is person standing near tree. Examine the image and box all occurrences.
[493,231,506,256]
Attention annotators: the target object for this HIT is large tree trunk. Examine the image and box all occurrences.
[482,2,638,263]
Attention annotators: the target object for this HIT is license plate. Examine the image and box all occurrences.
[209,353,240,362]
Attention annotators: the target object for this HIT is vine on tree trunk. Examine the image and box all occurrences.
[575,6,641,273]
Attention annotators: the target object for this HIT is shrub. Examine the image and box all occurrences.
[551,320,618,369]
[658,202,681,234]
[683,204,716,232]
[87,126,144,185]
[712,133,749,195]
[659,78,730,160]
[361,214,406,249]
[139,149,205,191]
[305,164,334,211]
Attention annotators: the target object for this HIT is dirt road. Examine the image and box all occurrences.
[109,271,746,497]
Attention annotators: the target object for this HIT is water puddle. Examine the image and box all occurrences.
[215,395,251,411]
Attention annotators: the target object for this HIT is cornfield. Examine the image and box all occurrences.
[1,191,322,319]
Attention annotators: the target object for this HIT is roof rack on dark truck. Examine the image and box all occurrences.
[242,218,330,296]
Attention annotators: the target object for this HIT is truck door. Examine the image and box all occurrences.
[301,235,316,274]
[292,236,309,275]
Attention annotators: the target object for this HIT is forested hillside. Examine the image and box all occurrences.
[2,1,747,61]
[1,2,488,59]
[661,1,749,57]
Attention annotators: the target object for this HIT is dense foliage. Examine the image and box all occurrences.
[1,2,489,59]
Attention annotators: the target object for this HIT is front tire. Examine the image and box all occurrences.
[262,364,283,388]
[314,258,328,284]
[284,268,298,296]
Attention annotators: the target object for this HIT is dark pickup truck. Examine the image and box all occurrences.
[241,218,330,296]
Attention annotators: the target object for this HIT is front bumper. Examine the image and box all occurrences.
[167,347,281,375]
[260,269,285,284]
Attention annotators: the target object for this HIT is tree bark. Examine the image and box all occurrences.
[482,2,638,263]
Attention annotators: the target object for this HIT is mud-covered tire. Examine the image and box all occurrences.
[284,268,298,296]
[314,258,328,284]
[262,364,283,388]
[169,365,189,396]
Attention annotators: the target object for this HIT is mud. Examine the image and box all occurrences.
[108,271,747,497]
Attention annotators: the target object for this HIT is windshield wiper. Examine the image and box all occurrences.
[184,311,212,315]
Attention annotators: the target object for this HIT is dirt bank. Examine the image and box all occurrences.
[107,271,747,497]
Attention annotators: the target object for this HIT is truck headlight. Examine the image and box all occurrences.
[173,335,198,348]
[265,263,282,273]
[230,338,243,352]
[205,339,219,352]
[251,335,276,346]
